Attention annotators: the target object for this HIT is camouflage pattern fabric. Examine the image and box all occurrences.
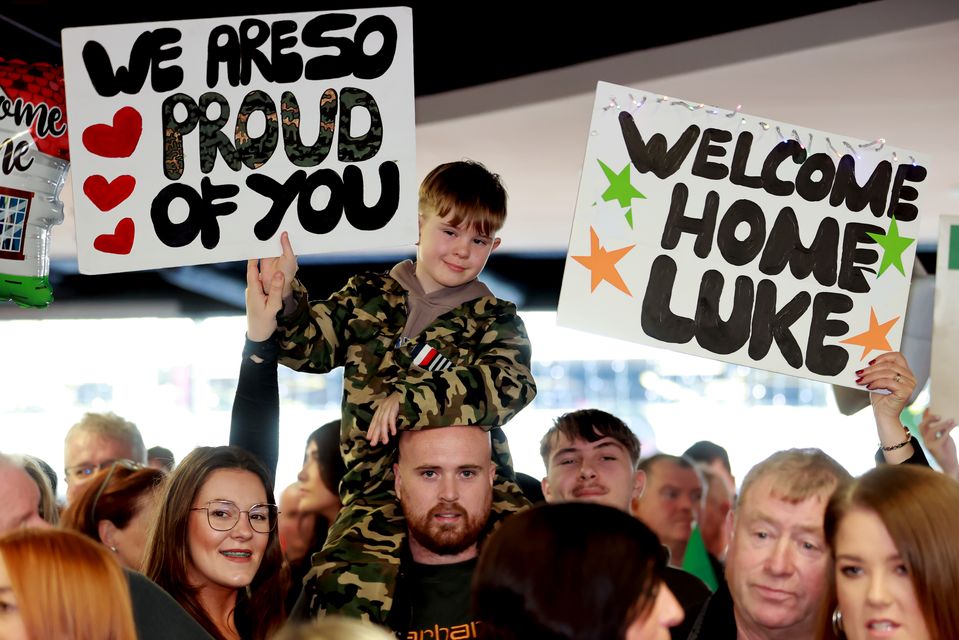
[235,89,279,170]
[162,93,192,180]
[277,271,537,622]
[199,92,241,174]
[337,88,383,163]
[282,88,336,167]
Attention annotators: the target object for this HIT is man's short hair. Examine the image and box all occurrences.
[539,409,641,469]
[66,412,146,464]
[638,453,702,483]
[738,448,851,510]
[683,440,732,474]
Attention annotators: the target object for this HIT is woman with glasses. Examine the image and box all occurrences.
[144,446,289,640]
[232,262,345,526]
[61,460,165,571]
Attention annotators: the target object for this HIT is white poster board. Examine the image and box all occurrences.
[62,7,416,274]
[930,216,959,419]
[558,82,928,389]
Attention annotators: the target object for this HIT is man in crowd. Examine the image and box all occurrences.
[698,465,734,562]
[685,440,736,561]
[0,452,50,532]
[295,425,497,639]
[684,440,736,498]
[390,425,495,637]
[686,449,851,639]
[63,412,147,504]
[634,453,705,567]
[539,409,710,640]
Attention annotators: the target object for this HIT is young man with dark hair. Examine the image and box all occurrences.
[539,409,709,640]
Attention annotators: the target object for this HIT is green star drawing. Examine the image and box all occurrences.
[598,160,645,208]
[866,217,915,277]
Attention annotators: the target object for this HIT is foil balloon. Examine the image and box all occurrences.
[0,57,69,308]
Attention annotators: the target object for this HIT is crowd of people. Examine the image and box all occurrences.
[3,161,958,640]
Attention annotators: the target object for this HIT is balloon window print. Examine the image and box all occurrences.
[0,187,31,260]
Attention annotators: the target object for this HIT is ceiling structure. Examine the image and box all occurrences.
[1,0,956,317]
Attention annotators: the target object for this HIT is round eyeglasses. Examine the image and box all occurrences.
[191,500,278,534]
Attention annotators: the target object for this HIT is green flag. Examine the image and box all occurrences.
[682,524,718,591]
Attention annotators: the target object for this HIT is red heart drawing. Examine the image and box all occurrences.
[93,217,135,255]
[83,175,136,211]
[82,106,142,158]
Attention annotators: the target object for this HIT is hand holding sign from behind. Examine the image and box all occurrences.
[856,351,916,416]
[245,259,285,345]
[366,392,401,446]
[856,351,917,463]
[918,409,958,479]
[256,231,298,314]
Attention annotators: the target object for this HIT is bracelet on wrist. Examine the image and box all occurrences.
[880,427,912,452]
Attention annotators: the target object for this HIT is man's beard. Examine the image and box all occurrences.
[406,498,490,556]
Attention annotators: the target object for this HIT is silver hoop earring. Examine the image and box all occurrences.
[832,608,844,636]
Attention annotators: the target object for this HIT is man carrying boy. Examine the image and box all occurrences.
[249,160,536,622]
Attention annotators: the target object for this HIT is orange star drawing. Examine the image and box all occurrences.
[840,307,900,361]
[571,226,635,295]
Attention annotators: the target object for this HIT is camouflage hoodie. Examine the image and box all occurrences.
[276,260,537,508]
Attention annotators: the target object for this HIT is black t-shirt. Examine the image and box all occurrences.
[388,558,480,640]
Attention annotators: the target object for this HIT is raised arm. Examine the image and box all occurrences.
[229,259,287,482]
[858,351,928,466]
